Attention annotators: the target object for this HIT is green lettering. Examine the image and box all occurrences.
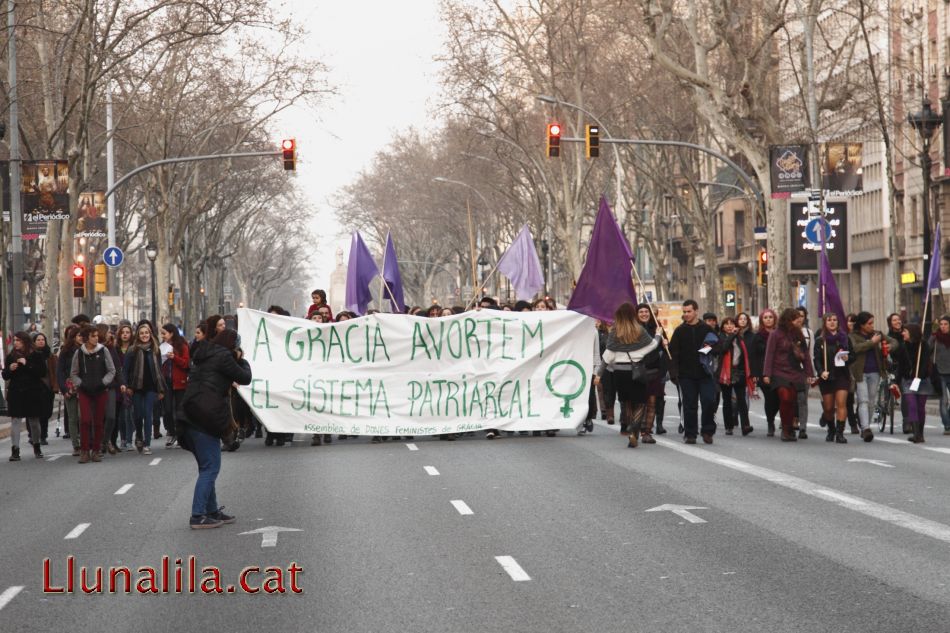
[372,325,391,362]
[307,327,326,361]
[500,320,515,360]
[408,381,423,416]
[410,322,431,360]
[464,319,481,358]
[253,319,273,362]
[285,327,304,362]
[291,378,307,411]
[521,321,544,358]
[344,325,363,363]
[327,329,345,362]
[372,381,391,417]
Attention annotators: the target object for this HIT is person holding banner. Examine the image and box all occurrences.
[814,313,854,443]
[895,324,934,443]
[594,302,661,447]
[929,316,950,435]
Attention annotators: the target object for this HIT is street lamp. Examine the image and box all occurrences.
[145,241,158,325]
[907,96,943,291]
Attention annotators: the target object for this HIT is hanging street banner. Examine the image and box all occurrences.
[237,308,596,436]
[820,143,863,195]
[21,160,69,240]
[76,191,107,239]
[769,145,809,198]
[789,200,849,273]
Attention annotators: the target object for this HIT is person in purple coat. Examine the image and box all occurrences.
[762,308,816,442]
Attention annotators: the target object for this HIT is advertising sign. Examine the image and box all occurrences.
[789,201,849,273]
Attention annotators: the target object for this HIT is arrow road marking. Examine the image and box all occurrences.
[848,458,894,468]
[239,526,302,548]
[149,458,161,466]
[45,453,72,462]
[495,556,531,582]
[64,523,90,540]
[0,586,23,612]
[646,504,708,524]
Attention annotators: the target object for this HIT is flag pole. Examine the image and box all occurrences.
[466,197,477,293]
[915,290,931,379]
[378,274,398,313]
[821,284,828,373]
[465,263,501,310]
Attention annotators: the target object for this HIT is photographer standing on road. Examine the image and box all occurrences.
[179,328,252,530]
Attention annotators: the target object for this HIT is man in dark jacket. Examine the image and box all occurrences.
[179,329,252,529]
[669,300,720,444]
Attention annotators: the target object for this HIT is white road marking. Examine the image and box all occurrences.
[848,458,894,468]
[406,443,418,451]
[451,500,474,515]
[114,484,134,495]
[64,523,90,540]
[655,437,950,544]
[646,504,708,524]
[239,526,302,548]
[495,556,531,581]
[424,466,440,476]
[149,458,161,466]
[874,435,950,454]
[45,453,72,462]
[0,586,23,611]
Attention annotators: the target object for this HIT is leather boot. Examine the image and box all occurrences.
[310,434,322,446]
[9,446,20,462]
[780,417,797,442]
[78,450,90,464]
[825,417,836,442]
[654,398,667,434]
[917,420,925,443]
[619,402,631,436]
[767,420,776,437]
[835,420,848,443]
[33,442,43,458]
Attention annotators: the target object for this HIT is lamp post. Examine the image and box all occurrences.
[907,97,943,292]
[145,241,158,325]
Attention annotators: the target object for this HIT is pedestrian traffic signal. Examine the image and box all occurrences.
[546,123,561,158]
[94,264,107,293]
[281,138,296,171]
[757,249,768,286]
[72,263,85,298]
[585,124,600,158]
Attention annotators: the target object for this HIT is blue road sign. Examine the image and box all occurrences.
[804,218,831,244]
[103,246,124,268]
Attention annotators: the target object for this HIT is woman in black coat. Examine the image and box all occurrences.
[179,329,252,529]
[3,332,48,460]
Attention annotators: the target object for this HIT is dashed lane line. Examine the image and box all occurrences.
[64,523,90,540]
[114,483,134,495]
[406,443,419,451]
[451,500,474,515]
[424,466,440,476]
[0,586,23,611]
[494,556,530,581]
[654,436,950,544]
[149,458,161,466]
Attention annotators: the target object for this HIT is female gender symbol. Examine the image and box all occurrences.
[545,360,587,418]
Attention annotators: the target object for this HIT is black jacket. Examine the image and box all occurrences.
[180,341,252,440]
[813,333,855,383]
[749,330,770,379]
[2,351,49,418]
[896,340,933,383]
[669,321,718,381]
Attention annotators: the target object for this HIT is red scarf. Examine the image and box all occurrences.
[719,336,755,396]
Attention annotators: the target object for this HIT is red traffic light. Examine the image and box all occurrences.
[546,123,561,158]
[72,264,85,278]
[758,250,768,264]
[281,138,296,171]
[548,123,561,137]
[281,138,295,151]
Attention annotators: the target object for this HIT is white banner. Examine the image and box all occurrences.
[236,308,595,436]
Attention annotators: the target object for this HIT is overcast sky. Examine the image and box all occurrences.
[273,1,447,289]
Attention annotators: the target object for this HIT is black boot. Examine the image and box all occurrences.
[33,442,43,458]
[767,420,775,437]
[654,398,667,434]
[9,446,20,461]
[825,418,835,442]
[835,420,848,444]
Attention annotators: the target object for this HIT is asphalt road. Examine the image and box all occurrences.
[1,390,950,633]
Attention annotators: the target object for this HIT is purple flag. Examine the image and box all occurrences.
[381,232,406,313]
[818,218,847,332]
[345,232,380,315]
[928,223,942,291]
[497,224,545,300]
[567,196,637,322]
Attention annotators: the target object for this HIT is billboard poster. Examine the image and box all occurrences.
[820,143,862,195]
[769,145,808,198]
[789,200,849,273]
[21,160,69,239]
[76,191,106,239]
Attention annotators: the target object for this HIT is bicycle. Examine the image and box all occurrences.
[873,370,898,434]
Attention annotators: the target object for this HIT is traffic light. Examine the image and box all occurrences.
[757,249,768,286]
[281,138,296,171]
[546,123,561,158]
[94,264,107,293]
[585,124,600,158]
[72,263,85,298]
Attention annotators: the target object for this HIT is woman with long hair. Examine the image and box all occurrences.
[31,332,57,446]
[115,324,135,450]
[3,332,48,460]
[179,328,252,529]
[95,323,123,455]
[161,324,191,447]
[122,323,166,455]
[594,302,661,447]
[717,317,755,436]
[814,313,854,443]
[848,311,894,442]
[750,308,780,436]
[897,323,933,443]
[931,316,950,435]
[56,325,83,455]
[762,308,815,442]
[69,324,117,463]
[637,302,669,437]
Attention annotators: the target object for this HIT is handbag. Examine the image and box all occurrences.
[901,377,936,397]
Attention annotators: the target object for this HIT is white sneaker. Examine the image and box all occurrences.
[143,447,152,455]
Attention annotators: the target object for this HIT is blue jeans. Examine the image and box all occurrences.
[118,401,134,444]
[186,427,221,517]
[678,375,718,438]
[132,391,158,446]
